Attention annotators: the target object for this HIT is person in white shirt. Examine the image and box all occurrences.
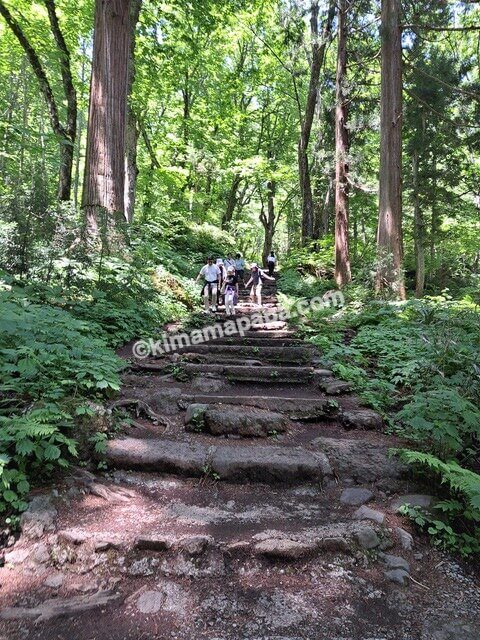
[234,253,245,281]
[196,256,220,312]
[267,251,276,276]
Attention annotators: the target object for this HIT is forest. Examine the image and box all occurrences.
[0,0,480,630]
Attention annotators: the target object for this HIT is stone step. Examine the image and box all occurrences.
[180,363,314,383]
[184,404,289,437]
[173,344,314,364]
[106,437,332,484]
[183,394,341,419]
[208,318,288,331]
[209,334,303,346]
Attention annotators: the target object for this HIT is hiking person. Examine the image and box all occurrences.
[245,263,275,307]
[267,251,276,276]
[221,265,239,316]
[234,253,245,281]
[196,256,220,312]
[216,258,227,307]
[224,254,235,270]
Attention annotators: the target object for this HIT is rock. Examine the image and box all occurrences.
[184,403,208,429]
[379,536,395,551]
[134,535,172,552]
[390,494,433,512]
[321,380,353,395]
[396,527,414,550]
[312,437,406,484]
[385,568,410,586]
[380,553,410,573]
[148,388,183,415]
[156,581,189,616]
[202,407,288,438]
[33,543,50,564]
[316,537,350,553]
[353,505,385,524]
[0,591,120,622]
[71,581,97,593]
[313,369,334,377]
[254,538,316,560]
[177,535,213,556]
[127,557,158,576]
[44,573,64,589]
[191,377,227,393]
[19,495,57,540]
[311,369,334,386]
[4,548,29,564]
[340,409,383,430]
[160,549,225,579]
[211,444,332,484]
[422,619,480,640]
[58,529,88,545]
[50,544,76,566]
[340,487,374,506]
[355,526,380,549]
[136,590,164,614]
[94,540,119,553]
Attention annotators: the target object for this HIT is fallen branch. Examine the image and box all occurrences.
[408,574,430,590]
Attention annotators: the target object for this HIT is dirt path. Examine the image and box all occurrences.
[1,281,479,640]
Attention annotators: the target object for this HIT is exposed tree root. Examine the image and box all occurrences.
[109,398,170,428]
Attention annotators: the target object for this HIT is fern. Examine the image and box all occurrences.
[394,449,480,556]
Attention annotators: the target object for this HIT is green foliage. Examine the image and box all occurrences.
[395,450,480,557]
[396,390,480,457]
[0,290,123,514]
[285,290,480,556]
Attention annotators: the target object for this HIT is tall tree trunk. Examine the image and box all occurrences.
[73,40,87,208]
[375,0,406,299]
[299,0,336,244]
[412,149,425,297]
[82,0,138,242]
[430,154,437,262]
[261,179,276,266]
[124,0,142,223]
[0,0,76,201]
[222,174,242,229]
[45,0,77,201]
[334,0,351,287]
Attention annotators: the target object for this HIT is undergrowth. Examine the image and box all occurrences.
[279,272,480,557]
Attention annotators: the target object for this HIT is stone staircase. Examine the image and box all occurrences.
[1,279,479,640]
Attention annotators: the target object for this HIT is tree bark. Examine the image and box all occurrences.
[412,149,425,297]
[299,0,336,244]
[430,154,437,262]
[0,0,76,201]
[261,179,276,267]
[44,0,77,201]
[375,0,406,298]
[334,0,352,287]
[124,0,142,223]
[82,0,138,242]
[222,174,242,229]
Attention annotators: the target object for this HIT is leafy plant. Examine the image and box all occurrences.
[395,450,480,557]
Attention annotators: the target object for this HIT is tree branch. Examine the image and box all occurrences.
[0,0,64,138]
[402,24,480,32]
[44,0,77,139]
